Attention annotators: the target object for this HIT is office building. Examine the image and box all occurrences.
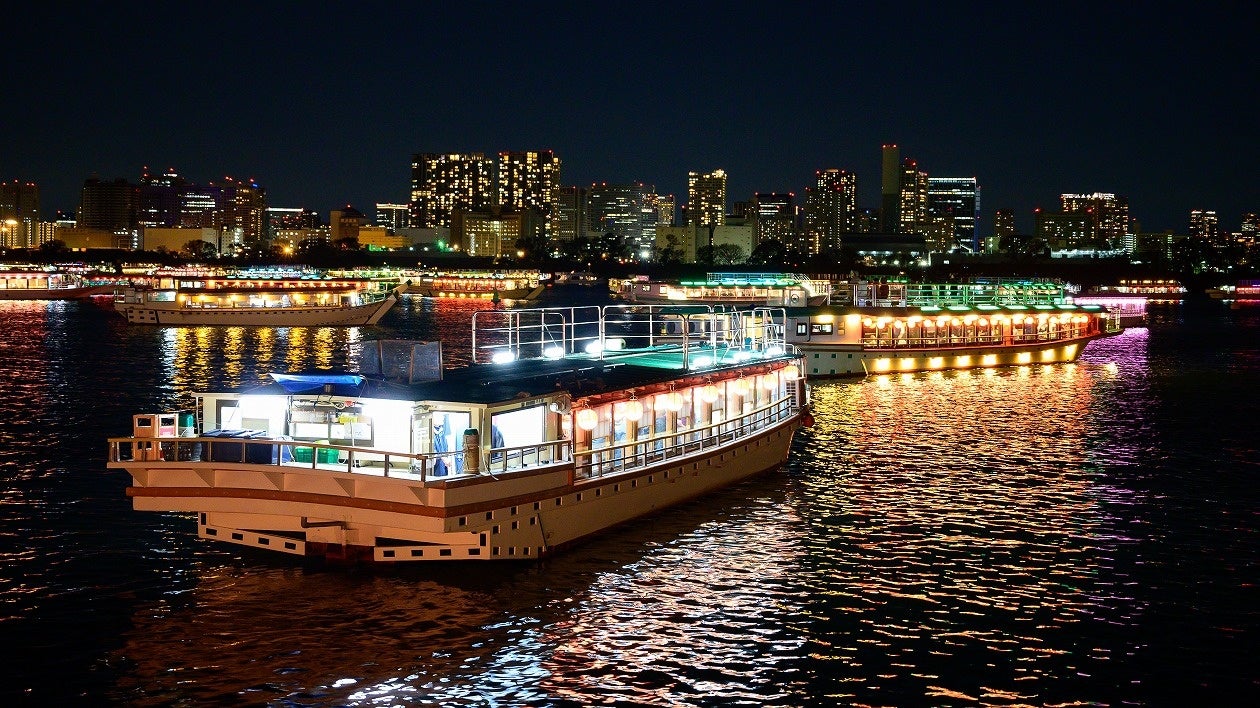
[588,183,657,253]
[77,177,137,232]
[751,193,797,251]
[1035,209,1093,251]
[136,168,186,228]
[926,177,980,251]
[555,186,588,243]
[1189,209,1219,243]
[375,203,411,231]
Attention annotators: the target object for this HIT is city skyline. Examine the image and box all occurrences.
[4,3,1254,234]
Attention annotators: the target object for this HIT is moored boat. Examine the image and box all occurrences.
[619,272,831,306]
[0,267,116,300]
[1207,279,1260,306]
[114,277,406,326]
[785,302,1120,377]
[403,268,546,303]
[106,304,810,562]
[1073,278,1187,326]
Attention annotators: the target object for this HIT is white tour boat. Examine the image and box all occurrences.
[619,272,832,307]
[785,302,1120,377]
[114,275,406,326]
[106,304,810,562]
[0,267,117,300]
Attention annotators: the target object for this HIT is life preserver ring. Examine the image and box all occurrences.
[801,409,815,427]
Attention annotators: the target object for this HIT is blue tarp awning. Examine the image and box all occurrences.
[268,373,365,394]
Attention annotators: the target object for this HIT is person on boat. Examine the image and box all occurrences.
[433,417,449,476]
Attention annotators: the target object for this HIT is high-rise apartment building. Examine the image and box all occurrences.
[1060,193,1129,244]
[687,170,727,228]
[804,168,857,254]
[498,151,561,239]
[0,180,40,248]
[1189,209,1219,243]
[926,177,980,251]
[880,144,900,232]
[898,159,929,235]
[220,176,267,250]
[409,153,495,229]
[375,203,411,231]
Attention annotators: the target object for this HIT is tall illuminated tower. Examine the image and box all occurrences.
[898,159,929,234]
[410,153,495,228]
[687,169,727,228]
[804,168,856,253]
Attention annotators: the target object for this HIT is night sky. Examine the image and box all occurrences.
[7,2,1255,234]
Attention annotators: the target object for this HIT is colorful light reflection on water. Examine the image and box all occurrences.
[0,296,1255,705]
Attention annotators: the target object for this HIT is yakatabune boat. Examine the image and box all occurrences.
[0,268,116,300]
[403,268,546,303]
[784,302,1121,377]
[106,304,810,562]
[113,278,406,326]
[619,272,832,307]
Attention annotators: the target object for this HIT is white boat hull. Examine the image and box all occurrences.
[117,289,402,326]
[117,417,799,562]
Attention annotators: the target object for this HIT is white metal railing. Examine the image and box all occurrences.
[108,393,802,486]
[107,435,497,484]
[571,395,799,480]
[471,304,793,369]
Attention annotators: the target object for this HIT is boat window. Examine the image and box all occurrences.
[490,405,545,450]
[810,323,833,335]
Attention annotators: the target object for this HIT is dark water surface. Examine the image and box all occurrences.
[0,291,1254,706]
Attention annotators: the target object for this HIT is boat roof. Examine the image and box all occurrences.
[233,345,796,406]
